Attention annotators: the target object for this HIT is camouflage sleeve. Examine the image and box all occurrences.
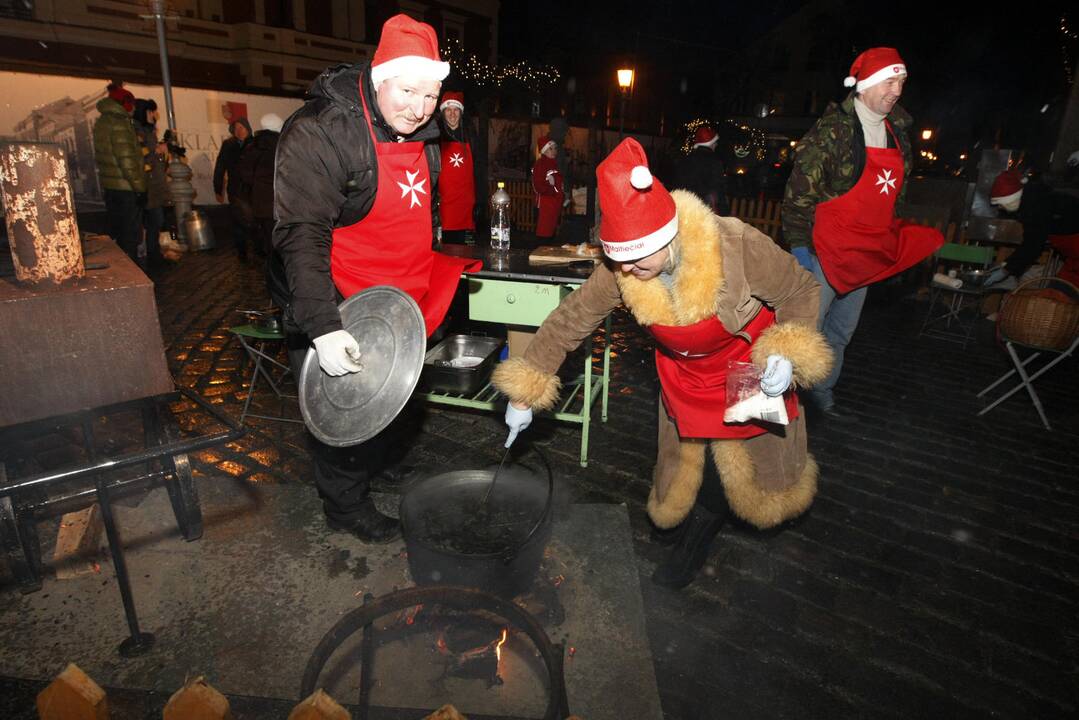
[782,122,832,250]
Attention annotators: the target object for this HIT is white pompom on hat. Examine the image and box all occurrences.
[844,47,906,92]
[259,113,283,133]
[370,14,450,85]
[597,138,678,262]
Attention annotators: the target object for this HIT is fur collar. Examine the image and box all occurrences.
[615,190,723,327]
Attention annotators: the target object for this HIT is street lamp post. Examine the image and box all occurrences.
[617,67,634,141]
[144,0,196,244]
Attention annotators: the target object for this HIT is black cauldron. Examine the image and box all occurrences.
[399,449,553,598]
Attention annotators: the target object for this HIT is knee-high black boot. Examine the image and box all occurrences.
[651,503,725,589]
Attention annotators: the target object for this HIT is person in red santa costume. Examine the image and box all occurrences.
[782,47,943,422]
[532,135,564,241]
[436,91,480,245]
[493,139,833,589]
[269,14,481,543]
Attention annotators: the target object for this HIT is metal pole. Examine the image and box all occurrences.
[150,0,177,132]
[618,91,627,141]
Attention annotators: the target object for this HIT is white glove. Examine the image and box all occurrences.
[759,354,793,397]
[311,330,363,376]
[504,403,533,448]
[545,169,558,187]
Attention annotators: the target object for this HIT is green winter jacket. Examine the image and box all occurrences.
[93,97,146,193]
[782,93,912,251]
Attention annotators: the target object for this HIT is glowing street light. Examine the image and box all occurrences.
[616,67,634,140]
[921,129,933,141]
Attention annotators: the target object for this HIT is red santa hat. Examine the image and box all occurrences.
[537,135,556,155]
[990,169,1025,206]
[844,47,906,93]
[439,91,464,112]
[692,125,718,149]
[597,138,678,262]
[371,14,450,85]
[107,85,135,113]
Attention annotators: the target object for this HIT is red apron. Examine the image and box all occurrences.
[330,86,480,337]
[532,155,562,238]
[1050,233,1079,287]
[438,140,475,231]
[812,123,943,295]
[647,307,799,439]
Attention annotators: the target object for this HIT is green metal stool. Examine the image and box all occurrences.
[229,324,303,425]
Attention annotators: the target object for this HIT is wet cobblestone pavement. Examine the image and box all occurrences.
[3,240,1078,718]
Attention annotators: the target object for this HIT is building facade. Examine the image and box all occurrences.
[0,0,499,95]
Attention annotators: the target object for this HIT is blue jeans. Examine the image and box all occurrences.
[810,254,866,410]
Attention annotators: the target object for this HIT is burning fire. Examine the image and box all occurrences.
[495,628,508,663]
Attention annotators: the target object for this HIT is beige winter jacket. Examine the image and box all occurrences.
[493,191,833,529]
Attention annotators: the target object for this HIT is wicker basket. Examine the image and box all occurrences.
[997,277,1079,351]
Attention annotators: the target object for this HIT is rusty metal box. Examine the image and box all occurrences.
[0,235,174,427]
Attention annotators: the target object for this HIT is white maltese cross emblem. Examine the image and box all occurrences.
[875,169,897,195]
[449,152,465,168]
[397,169,427,209]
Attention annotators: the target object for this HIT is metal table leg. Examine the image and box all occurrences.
[81,418,155,657]
[145,401,203,541]
[0,471,42,593]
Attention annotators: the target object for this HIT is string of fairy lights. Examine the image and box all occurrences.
[679,118,766,160]
[1062,13,1077,84]
[440,38,560,91]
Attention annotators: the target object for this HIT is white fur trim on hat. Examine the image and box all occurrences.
[693,135,720,149]
[439,98,463,111]
[601,213,678,262]
[855,64,906,92]
[540,139,557,155]
[630,166,652,189]
[371,55,450,85]
[990,189,1023,207]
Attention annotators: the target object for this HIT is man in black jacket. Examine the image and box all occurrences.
[673,125,729,215]
[986,169,1079,288]
[213,117,252,259]
[271,14,479,543]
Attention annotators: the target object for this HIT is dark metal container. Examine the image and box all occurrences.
[399,451,553,598]
[421,334,504,395]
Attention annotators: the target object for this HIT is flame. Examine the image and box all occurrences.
[495,628,508,662]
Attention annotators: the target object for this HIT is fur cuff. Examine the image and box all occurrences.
[646,440,706,529]
[713,441,818,529]
[751,322,833,388]
[491,357,562,411]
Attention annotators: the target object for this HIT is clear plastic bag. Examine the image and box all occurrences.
[723,361,789,425]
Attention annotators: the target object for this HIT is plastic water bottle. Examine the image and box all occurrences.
[490,182,511,250]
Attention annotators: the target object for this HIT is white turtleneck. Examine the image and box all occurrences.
[854,97,887,149]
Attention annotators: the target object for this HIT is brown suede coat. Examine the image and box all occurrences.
[493,191,833,529]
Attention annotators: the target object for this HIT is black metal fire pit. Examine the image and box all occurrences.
[399,447,553,598]
[300,585,570,719]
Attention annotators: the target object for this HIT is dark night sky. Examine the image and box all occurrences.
[497,1,1076,163]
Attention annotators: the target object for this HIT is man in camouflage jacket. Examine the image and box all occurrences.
[782,48,913,419]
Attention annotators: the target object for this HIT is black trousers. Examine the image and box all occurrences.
[142,206,164,262]
[696,442,731,519]
[250,217,273,257]
[228,199,252,256]
[286,335,393,523]
[104,189,142,262]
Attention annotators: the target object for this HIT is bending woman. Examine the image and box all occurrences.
[493,139,833,589]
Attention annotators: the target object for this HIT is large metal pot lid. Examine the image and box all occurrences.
[298,286,425,447]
